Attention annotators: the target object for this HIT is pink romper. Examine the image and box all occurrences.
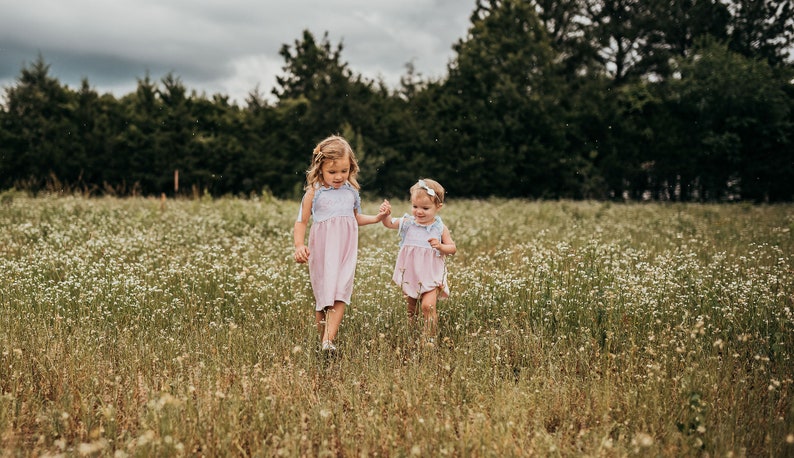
[391,214,450,299]
[300,183,361,311]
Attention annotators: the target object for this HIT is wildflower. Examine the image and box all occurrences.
[136,430,156,447]
[634,432,654,447]
[78,439,108,456]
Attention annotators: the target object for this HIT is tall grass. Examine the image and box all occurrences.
[1,195,792,456]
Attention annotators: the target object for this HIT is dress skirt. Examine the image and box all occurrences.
[308,215,358,311]
[392,245,449,300]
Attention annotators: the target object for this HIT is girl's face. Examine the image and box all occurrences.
[320,157,351,189]
[411,192,441,225]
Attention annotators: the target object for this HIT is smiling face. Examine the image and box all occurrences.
[411,192,441,225]
[320,156,351,189]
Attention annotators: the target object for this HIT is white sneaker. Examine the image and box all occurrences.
[321,340,337,352]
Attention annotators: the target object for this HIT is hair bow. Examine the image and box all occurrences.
[417,179,436,197]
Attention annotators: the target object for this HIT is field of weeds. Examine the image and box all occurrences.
[1,194,792,456]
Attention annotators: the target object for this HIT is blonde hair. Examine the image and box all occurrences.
[304,135,360,191]
[410,178,445,206]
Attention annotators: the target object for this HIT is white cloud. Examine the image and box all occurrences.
[0,0,474,105]
[215,53,285,102]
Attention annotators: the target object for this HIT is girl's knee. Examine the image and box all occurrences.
[420,301,436,314]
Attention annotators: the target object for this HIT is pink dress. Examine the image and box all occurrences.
[300,183,361,311]
[391,215,450,299]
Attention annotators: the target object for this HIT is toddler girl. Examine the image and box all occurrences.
[381,178,456,339]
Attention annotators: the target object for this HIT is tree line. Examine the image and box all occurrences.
[2,0,793,201]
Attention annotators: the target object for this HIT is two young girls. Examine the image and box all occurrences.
[293,135,456,352]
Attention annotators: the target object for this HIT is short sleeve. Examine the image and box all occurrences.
[296,196,304,222]
[397,214,411,245]
[353,186,361,212]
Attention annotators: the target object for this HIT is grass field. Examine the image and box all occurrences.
[1,194,792,456]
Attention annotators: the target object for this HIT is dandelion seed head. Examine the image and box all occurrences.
[634,432,653,447]
[78,439,109,455]
[136,430,155,447]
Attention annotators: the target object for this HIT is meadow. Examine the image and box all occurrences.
[0,194,792,457]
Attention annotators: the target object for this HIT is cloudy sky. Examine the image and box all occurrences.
[0,0,475,105]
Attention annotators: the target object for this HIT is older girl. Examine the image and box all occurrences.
[294,135,388,353]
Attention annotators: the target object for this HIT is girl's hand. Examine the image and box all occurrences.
[294,245,310,263]
[377,199,391,220]
[428,238,441,250]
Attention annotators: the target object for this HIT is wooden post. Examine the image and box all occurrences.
[174,169,179,194]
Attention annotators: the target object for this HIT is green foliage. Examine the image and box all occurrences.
[665,38,792,201]
[724,0,794,66]
[0,2,793,201]
[428,0,571,198]
[0,56,83,191]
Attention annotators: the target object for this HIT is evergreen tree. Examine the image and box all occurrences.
[432,0,570,197]
[666,38,791,201]
[725,0,794,67]
[0,55,79,191]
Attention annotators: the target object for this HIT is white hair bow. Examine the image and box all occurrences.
[417,179,435,197]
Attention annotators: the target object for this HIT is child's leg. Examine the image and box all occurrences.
[419,289,439,337]
[322,300,346,343]
[405,296,418,324]
[315,309,326,339]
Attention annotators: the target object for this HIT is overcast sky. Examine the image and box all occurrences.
[0,0,475,105]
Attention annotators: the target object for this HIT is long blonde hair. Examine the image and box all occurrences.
[304,135,361,191]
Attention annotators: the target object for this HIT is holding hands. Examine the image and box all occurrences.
[295,199,392,264]
[379,200,392,219]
